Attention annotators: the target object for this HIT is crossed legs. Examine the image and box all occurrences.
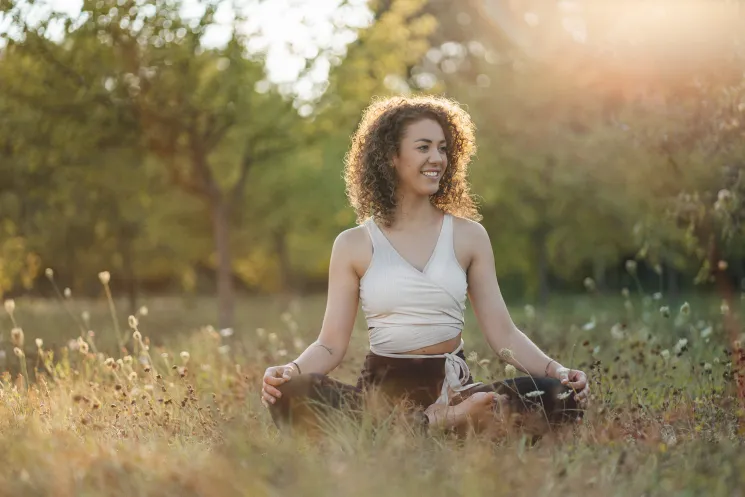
[268,373,581,437]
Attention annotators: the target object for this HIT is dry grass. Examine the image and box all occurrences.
[1,285,745,497]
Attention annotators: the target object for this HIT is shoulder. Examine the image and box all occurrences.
[333,223,371,253]
[331,223,373,276]
[451,215,490,245]
[451,214,492,271]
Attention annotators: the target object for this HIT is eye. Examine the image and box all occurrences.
[417,145,429,152]
[439,146,448,153]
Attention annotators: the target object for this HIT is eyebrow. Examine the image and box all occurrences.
[414,138,446,144]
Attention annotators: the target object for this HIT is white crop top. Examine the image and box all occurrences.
[359,213,481,405]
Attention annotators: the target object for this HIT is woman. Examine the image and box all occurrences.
[261,95,589,434]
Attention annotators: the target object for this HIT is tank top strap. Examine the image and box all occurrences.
[426,213,452,266]
[364,217,384,253]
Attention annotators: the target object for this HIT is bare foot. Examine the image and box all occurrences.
[425,392,508,431]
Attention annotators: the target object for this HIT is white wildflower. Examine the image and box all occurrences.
[45,268,54,279]
[219,327,234,337]
[128,315,138,329]
[625,260,637,274]
[660,349,670,360]
[721,301,730,315]
[35,338,43,349]
[700,326,713,339]
[673,338,688,354]
[180,351,190,363]
[4,299,15,314]
[138,306,148,316]
[557,390,572,400]
[680,302,690,316]
[652,292,662,300]
[11,327,24,347]
[504,364,517,378]
[98,271,110,284]
[63,287,71,298]
[659,306,671,318]
[704,363,712,372]
[524,390,544,398]
[610,323,625,340]
[499,348,514,360]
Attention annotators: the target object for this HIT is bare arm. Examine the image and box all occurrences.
[261,229,362,406]
[288,229,360,375]
[465,222,565,379]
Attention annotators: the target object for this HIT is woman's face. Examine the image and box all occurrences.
[392,118,448,198]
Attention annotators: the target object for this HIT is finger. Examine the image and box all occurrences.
[575,389,589,403]
[556,367,570,384]
[262,390,279,404]
[263,384,282,399]
[264,375,288,387]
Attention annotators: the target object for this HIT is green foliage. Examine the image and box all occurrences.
[2,0,745,305]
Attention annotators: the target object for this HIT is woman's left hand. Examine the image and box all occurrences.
[556,367,589,406]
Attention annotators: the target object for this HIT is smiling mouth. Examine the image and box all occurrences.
[421,171,439,178]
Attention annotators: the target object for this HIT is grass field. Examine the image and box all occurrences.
[1,284,745,497]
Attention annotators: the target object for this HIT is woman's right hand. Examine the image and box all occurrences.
[261,364,297,408]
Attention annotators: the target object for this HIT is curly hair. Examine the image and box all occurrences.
[343,94,481,227]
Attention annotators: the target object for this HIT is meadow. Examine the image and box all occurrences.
[1,275,744,497]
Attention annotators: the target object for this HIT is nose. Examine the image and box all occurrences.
[429,149,444,164]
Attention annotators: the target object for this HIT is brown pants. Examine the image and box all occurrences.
[269,350,582,435]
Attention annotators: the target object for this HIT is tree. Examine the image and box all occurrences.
[1,0,311,328]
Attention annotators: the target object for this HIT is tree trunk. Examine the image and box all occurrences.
[274,229,293,306]
[535,223,550,307]
[211,195,234,330]
[665,261,679,299]
[592,256,607,293]
[121,228,138,316]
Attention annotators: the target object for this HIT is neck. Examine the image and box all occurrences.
[391,192,440,229]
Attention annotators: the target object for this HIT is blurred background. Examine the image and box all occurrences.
[1,0,744,334]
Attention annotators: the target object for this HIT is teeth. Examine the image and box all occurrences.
[422,171,438,177]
